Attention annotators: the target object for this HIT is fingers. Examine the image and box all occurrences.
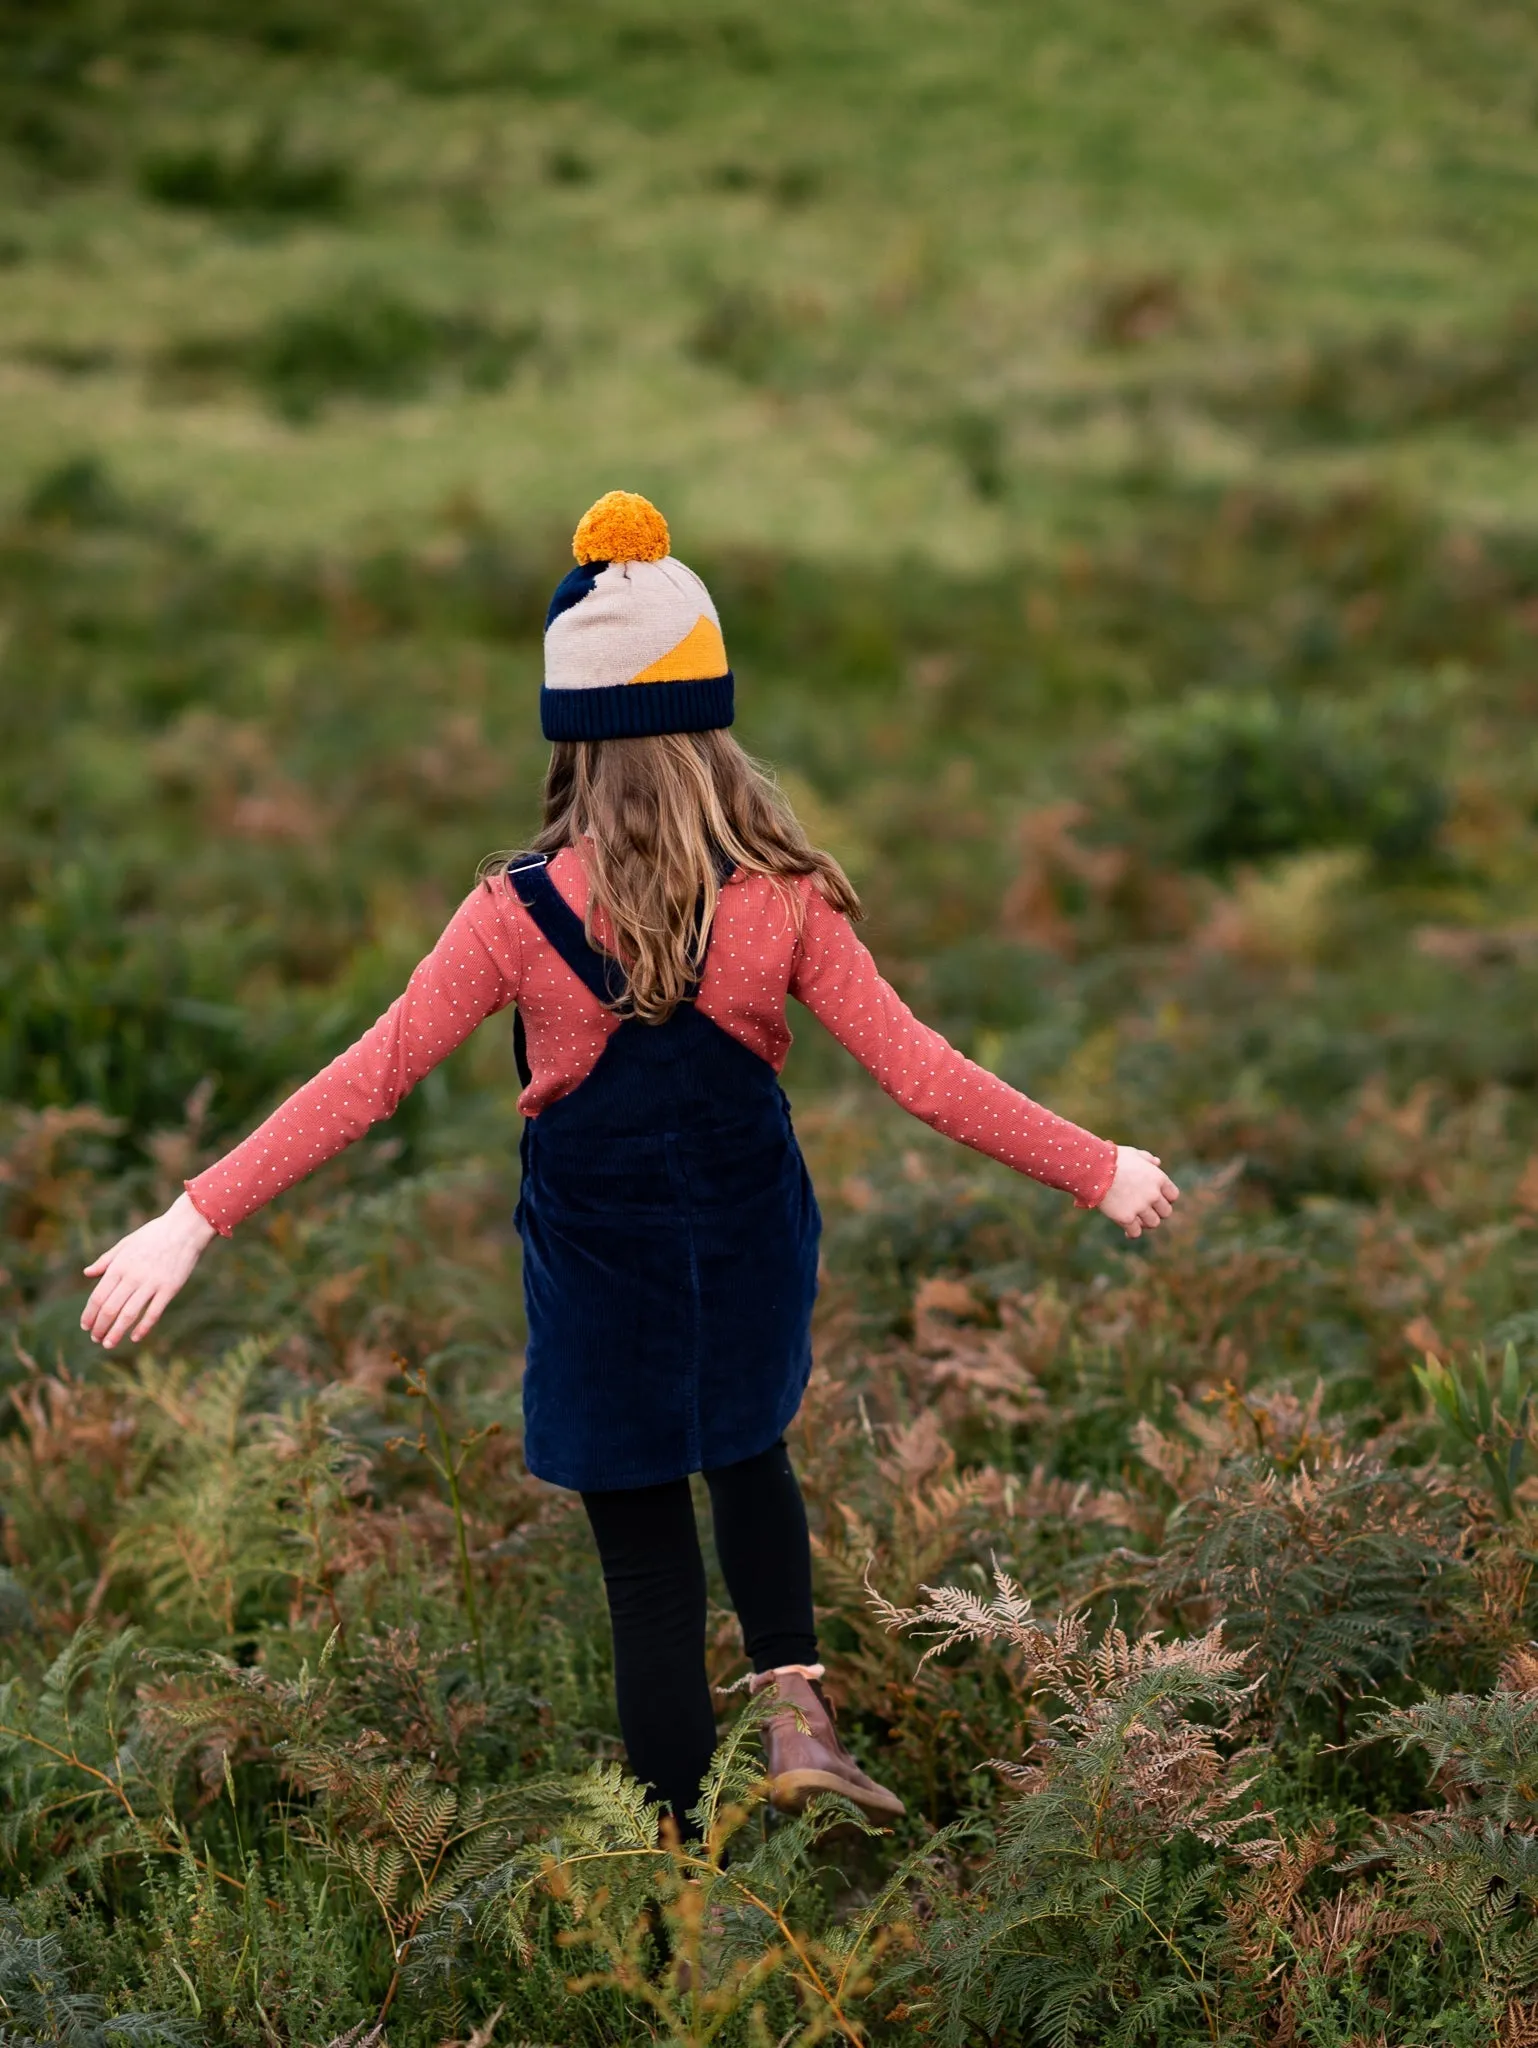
[82,1282,116,1341]
[129,1290,171,1342]
[1123,1192,1176,1236]
[83,1236,197,1343]
[82,1265,156,1345]
[80,1192,207,1342]
[82,1268,136,1341]
[100,1281,158,1350]
[83,1275,171,1348]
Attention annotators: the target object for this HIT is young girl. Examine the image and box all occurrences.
[82,491,1178,1832]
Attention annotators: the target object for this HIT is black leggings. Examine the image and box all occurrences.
[581,1437,818,1833]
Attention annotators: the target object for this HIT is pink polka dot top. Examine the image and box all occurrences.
[185,849,1118,1235]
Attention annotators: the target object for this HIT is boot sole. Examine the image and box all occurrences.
[768,1768,906,1824]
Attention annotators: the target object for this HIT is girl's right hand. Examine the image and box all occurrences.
[81,1191,217,1349]
[1097,1147,1180,1238]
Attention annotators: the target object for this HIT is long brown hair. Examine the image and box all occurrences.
[486,731,860,1023]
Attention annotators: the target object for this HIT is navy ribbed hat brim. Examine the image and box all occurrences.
[540,673,734,741]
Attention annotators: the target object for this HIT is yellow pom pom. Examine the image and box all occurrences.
[573,490,671,565]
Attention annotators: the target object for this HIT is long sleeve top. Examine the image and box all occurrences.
[185,849,1118,1234]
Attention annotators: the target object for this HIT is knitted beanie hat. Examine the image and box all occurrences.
[541,491,733,741]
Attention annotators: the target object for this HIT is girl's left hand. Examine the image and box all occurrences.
[81,1191,217,1348]
[1097,1146,1180,1238]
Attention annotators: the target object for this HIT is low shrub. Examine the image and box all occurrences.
[157,282,539,420]
[138,123,351,218]
[0,862,304,1138]
[1218,308,1538,445]
[22,454,131,529]
[875,1589,1276,2047]
[0,1904,188,2047]
[1118,686,1447,871]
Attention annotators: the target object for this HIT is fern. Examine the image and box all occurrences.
[452,1694,931,2045]
[877,1575,1275,2046]
[0,1627,185,1891]
[1359,1683,1538,1826]
[106,1341,366,1639]
[263,1728,527,2021]
[1145,1446,1467,1728]
[0,1905,190,2048]
[1339,1676,1538,2016]
[814,1413,1088,1817]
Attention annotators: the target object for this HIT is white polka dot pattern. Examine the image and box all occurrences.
[184,850,1117,1235]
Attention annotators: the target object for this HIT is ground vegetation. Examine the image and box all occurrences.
[8,2,1538,2041]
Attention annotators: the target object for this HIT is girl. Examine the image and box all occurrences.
[82,492,1179,1832]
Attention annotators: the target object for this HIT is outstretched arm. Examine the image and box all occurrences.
[81,881,521,1346]
[788,884,1177,1233]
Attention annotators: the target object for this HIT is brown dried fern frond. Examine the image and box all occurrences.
[1500,1997,1538,2048]
[905,1275,1057,1429]
[875,1569,1278,1865]
[865,1563,1083,1675]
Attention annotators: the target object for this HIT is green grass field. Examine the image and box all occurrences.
[5,0,1538,553]
[9,2,1538,2042]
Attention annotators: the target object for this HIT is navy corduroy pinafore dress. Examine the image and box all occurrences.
[508,857,821,1493]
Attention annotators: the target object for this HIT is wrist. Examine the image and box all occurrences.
[1081,1140,1121,1211]
[171,1190,218,1247]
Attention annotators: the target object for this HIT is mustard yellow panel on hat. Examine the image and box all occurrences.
[630,614,729,684]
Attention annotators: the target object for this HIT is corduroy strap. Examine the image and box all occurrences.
[507,856,725,1013]
[507,856,628,1006]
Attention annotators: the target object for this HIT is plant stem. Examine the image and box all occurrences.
[0,1721,252,1895]
[426,1387,488,1690]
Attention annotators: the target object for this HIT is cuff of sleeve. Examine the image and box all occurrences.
[1072,1141,1119,1211]
[184,1180,234,1238]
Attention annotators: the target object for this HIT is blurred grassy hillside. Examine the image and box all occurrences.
[2,0,1538,555]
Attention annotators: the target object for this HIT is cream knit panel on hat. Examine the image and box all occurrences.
[545,558,724,692]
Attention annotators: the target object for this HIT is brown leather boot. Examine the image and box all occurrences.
[752,1667,906,1824]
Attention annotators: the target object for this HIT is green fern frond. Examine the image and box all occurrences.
[106,1340,363,1637]
[326,1834,408,1904]
[1358,1687,1538,1826]
[563,1759,664,1854]
[0,1905,193,2047]
[689,1686,782,1850]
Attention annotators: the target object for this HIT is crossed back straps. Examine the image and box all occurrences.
[505,852,726,1085]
